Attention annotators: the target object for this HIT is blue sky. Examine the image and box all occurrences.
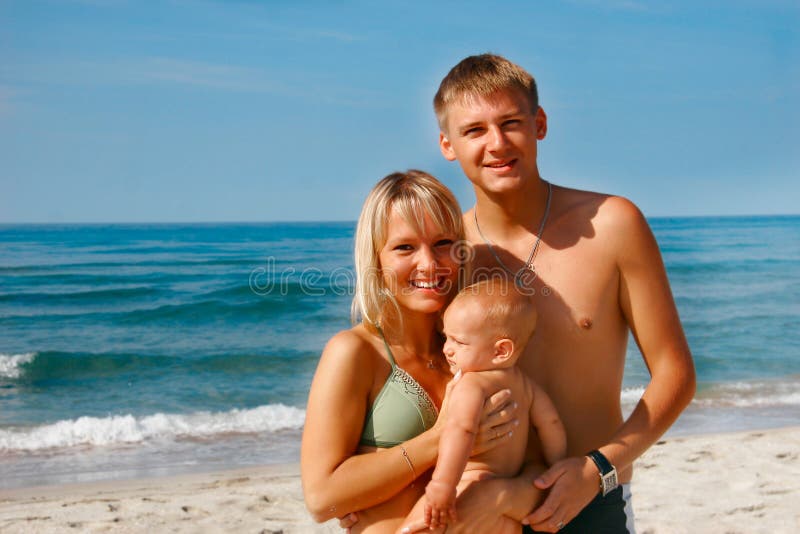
[1,0,798,222]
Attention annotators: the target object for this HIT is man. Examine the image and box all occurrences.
[433,54,695,533]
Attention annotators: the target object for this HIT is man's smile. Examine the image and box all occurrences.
[484,158,517,171]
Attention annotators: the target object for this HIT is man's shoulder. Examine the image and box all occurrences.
[555,185,646,235]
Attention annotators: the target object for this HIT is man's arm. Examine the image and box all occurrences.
[526,197,696,532]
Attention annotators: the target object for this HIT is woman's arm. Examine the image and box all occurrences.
[301,330,443,522]
[341,385,521,531]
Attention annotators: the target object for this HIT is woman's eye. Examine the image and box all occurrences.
[393,244,413,251]
[435,239,454,247]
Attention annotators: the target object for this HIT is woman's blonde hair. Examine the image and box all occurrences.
[351,170,465,329]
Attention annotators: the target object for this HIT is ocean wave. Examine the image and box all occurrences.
[205,277,354,300]
[0,295,323,325]
[0,286,161,304]
[694,379,800,408]
[0,352,37,379]
[1,350,316,382]
[115,297,318,324]
[666,258,798,276]
[0,404,306,453]
[621,380,800,410]
[0,257,286,274]
[620,386,645,405]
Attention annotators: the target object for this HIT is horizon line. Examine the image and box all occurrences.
[1,212,799,226]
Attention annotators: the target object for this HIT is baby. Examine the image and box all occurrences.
[401,278,567,533]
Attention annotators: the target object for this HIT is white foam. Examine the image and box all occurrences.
[0,404,306,453]
[693,380,800,408]
[620,380,800,409]
[0,352,36,379]
[620,386,645,405]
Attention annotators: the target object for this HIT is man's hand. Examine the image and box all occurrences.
[470,388,519,456]
[523,456,599,532]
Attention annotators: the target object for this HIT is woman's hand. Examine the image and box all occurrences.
[473,388,519,455]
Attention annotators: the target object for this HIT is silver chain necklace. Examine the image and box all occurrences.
[473,180,552,288]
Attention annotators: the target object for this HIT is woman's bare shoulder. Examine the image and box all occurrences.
[322,324,383,368]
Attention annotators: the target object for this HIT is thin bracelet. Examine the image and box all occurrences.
[399,445,417,481]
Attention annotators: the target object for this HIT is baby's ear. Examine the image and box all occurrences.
[492,338,514,364]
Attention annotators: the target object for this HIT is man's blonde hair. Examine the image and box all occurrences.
[433,53,539,131]
[451,278,537,353]
[351,170,465,328]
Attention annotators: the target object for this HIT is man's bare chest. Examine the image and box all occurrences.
[469,244,620,327]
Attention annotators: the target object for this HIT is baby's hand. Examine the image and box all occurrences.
[424,480,457,529]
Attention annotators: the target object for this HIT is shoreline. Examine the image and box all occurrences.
[2,426,799,533]
[4,380,799,492]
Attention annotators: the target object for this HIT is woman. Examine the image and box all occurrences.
[301,170,516,533]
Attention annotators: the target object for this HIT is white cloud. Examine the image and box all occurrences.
[131,57,286,92]
[4,55,384,107]
[0,85,15,115]
[564,0,654,12]
[5,56,289,94]
[302,29,363,43]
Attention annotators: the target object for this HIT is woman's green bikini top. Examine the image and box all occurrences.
[359,328,439,448]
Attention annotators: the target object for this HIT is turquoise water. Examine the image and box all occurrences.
[1,217,799,488]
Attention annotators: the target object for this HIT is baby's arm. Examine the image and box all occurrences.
[529,380,567,466]
[424,375,485,529]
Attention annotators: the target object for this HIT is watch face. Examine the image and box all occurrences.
[601,471,618,496]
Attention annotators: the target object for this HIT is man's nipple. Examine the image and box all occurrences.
[580,317,593,330]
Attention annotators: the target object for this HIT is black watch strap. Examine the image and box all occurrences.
[586,449,618,497]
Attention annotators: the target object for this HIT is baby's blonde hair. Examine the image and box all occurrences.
[451,278,537,355]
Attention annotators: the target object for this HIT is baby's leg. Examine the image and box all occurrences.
[455,474,522,534]
[398,475,521,534]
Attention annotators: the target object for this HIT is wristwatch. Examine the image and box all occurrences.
[586,449,618,497]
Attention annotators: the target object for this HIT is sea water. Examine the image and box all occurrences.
[1,217,799,488]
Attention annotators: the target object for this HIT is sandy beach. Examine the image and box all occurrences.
[1,427,798,533]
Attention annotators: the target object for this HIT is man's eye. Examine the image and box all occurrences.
[464,127,483,136]
[503,119,521,127]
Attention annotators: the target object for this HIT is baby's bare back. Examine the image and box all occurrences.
[464,366,532,478]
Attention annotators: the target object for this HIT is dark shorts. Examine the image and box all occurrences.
[523,486,630,534]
